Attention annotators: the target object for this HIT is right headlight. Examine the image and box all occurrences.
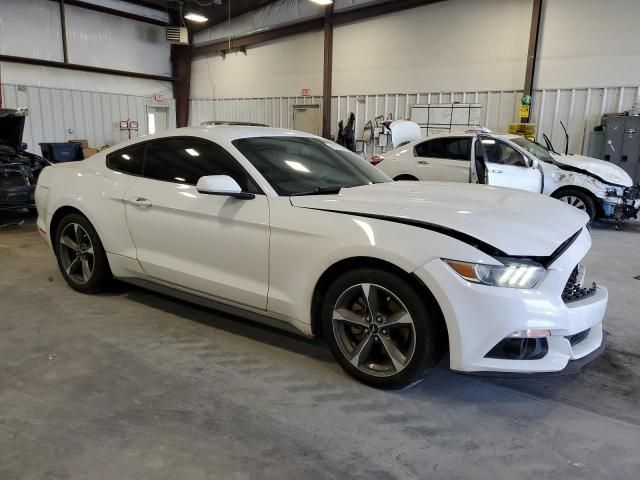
[443,258,545,289]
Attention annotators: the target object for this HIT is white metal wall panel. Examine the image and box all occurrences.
[190,86,640,156]
[64,5,171,77]
[0,0,63,60]
[1,83,175,155]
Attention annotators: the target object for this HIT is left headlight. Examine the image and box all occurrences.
[443,258,545,289]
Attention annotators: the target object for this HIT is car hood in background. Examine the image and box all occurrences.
[388,120,422,148]
[291,182,587,257]
[551,153,633,187]
[0,109,27,152]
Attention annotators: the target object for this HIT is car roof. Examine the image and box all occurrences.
[169,125,317,142]
[100,125,318,155]
[424,131,521,141]
[94,125,325,155]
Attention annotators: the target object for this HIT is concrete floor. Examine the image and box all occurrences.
[1,211,639,480]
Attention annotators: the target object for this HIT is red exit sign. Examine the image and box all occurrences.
[301,88,311,97]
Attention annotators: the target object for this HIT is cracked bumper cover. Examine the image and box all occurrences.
[414,228,608,374]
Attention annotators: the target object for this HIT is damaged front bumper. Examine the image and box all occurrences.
[601,186,640,220]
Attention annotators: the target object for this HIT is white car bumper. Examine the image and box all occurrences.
[414,229,608,374]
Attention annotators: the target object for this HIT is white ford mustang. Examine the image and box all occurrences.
[35,126,608,389]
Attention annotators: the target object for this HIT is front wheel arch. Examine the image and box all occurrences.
[550,186,600,220]
[310,257,448,348]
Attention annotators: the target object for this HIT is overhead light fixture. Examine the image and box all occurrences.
[184,12,208,23]
[309,0,333,5]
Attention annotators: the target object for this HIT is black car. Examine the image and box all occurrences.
[0,109,49,210]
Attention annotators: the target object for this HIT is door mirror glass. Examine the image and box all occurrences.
[530,157,540,169]
[196,175,254,199]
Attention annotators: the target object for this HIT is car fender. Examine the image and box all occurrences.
[267,198,498,330]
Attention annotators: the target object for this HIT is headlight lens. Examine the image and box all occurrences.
[444,258,545,289]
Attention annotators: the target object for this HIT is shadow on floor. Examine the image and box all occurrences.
[121,284,333,364]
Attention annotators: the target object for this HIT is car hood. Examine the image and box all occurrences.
[0,109,27,152]
[290,182,587,257]
[550,153,633,187]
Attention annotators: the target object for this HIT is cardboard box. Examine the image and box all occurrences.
[82,148,98,159]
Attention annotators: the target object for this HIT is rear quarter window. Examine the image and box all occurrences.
[106,143,145,175]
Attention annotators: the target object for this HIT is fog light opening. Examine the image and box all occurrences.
[507,329,551,338]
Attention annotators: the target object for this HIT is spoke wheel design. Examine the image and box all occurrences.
[559,195,587,211]
[332,283,416,378]
[59,223,95,285]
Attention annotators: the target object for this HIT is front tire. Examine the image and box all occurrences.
[54,213,111,293]
[551,189,597,221]
[321,268,441,389]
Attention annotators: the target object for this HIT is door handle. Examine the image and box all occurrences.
[490,169,503,174]
[128,197,152,208]
[417,160,429,165]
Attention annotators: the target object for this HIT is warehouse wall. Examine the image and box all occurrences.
[190,31,324,99]
[0,0,170,76]
[332,0,531,95]
[1,81,175,152]
[190,0,531,99]
[536,0,640,89]
[190,86,640,156]
[0,0,173,153]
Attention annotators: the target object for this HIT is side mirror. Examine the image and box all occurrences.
[530,157,540,169]
[21,143,28,151]
[196,175,255,200]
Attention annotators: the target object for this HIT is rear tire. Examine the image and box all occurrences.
[54,213,111,293]
[551,189,597,222]
[321,268,441,389]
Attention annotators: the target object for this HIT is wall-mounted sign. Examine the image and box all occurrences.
[301,88,311,97]
[154,94,165,102]
[519,104,530,119]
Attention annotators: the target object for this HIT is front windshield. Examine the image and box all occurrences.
[232,136,391,195]
[510,136,554,163]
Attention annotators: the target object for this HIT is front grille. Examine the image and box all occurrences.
[565,328,590,347]
[562,265,597,303]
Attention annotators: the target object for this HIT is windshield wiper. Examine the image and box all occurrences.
[290,186,343,197]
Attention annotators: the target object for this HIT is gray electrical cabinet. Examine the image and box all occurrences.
[601,115,640,185]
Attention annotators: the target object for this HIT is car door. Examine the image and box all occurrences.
[413,137,471,182]
[476,136,542,193]
[124,137,270,310]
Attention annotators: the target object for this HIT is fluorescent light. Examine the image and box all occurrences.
[310,0,333,4]
[185,12,208,23]
[185,148,199,156]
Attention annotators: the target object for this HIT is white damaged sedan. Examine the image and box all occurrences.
[35,126,608,389]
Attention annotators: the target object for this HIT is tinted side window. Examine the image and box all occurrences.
[143,138,259,193]
[414,137,471,161]
[106,143,145,175]
[479,138,526,167]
